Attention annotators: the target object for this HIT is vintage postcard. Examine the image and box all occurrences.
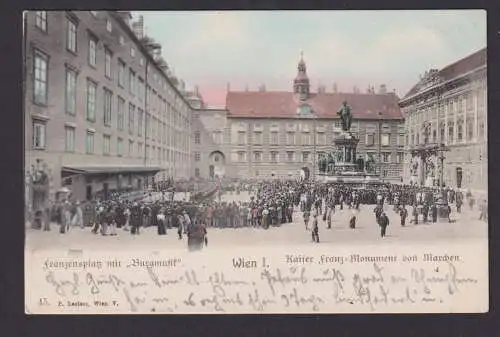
[24,10,488,314]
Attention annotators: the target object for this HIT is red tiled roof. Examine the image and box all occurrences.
[403,47,486,99]
[226,91,403,120]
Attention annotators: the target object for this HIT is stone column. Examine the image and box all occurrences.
[462,96,467,144]
[474,88,478,142]
[444,101,448,145]
[453,99,458,144]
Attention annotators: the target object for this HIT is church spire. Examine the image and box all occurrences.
[294,51,310,101]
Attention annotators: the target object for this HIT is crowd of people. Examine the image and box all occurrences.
[34,178,488,246]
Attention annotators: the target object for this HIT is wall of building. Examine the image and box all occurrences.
[401,67,487,193]
[24,11,192,201]
[192,110,405,180]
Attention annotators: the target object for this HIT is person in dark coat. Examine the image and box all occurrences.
[311,214,319,243]
[400,205,408,227]
[378,212,389,238]
[431,203,438,223]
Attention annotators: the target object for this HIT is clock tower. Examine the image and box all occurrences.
[293,51,310,101]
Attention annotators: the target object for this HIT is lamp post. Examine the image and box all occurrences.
[377,111,383,177]
[313,114,317,181]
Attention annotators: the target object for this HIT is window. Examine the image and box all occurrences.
[103,135,111,155]
[104,48,112,79]
[33,50,48,105]
[129,140,134,156]
[87,35,97,67]
[396,152,404,163]
[254,131,262,145]
[467,119,474,141]
[254,151,262,162]
[270,131,278,145]
[287,151,294,162]
[106,19,112,32]
[238,151,246,162]
[65,68,77,115]
[287,132,295,145]
[35,11,47,32]
[118,60,126,88]
[195,152,200,161]
[117,137,123,157]
[270,151,278,163]
[457,121,463,142]
[381,133,390,146]
[448,122,454,143]
[128,104,135,135]
[382,152,391,163]
[398,133,405,146]
[303,152,309,162]
[86,131,94,154]
[195,168,200,177]
[119,35,125,45]
[195,131,201,144]
[138,109,143,136]
[103,88,112,126]
[432,129,437,143]
[139,57,144,66]
[130,47,135,58]
[213,131,223,144]
[65,126,75,152]
[32,121,46,149]
[137,142,142,158]
[86,79,97,121]
[317,133,326,145]
[365,133,374,146]
[129,69,135,95]
[440,124,445,142]
[117,96,125,131]
[138,78,144,101]
[66,18,77,53]
[237,131,245,145]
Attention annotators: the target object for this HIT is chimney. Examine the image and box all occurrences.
[333,83,338,94]
[194,85,199,95]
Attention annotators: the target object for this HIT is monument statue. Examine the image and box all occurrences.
[337,101,353,132]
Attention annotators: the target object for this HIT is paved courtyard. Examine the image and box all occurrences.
[25,191,487,251]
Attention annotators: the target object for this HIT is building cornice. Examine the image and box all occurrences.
[400,65,486,107]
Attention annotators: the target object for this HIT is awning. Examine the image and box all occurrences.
[62,165,164,175]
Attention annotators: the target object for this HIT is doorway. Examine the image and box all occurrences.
[86,185,92,201]
[301,167,311,180]
[456,167,463,188]
[209,165,215,179]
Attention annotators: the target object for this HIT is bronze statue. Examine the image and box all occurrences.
[337,101,353,132]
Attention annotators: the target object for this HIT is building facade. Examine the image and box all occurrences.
[192,56,405,181]
[24,11,192,203]
[399,48,487,193]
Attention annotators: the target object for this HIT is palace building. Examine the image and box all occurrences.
[192,55,405,180]
[24,11,193,203]
[399,48,487,193]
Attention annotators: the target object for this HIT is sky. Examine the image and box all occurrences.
[135,10,486,107]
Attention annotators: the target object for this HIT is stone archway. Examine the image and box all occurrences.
[208,151,226,179]
[301,166,311,180]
